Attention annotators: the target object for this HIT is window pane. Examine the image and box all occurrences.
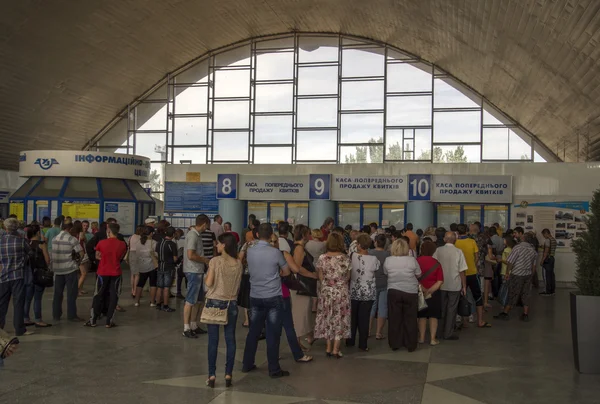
[342,81,384,110]
[342,48,385,77]
[215,69,250,97]
[341,114,383,143]
[385,129,408,160]
[297,130,337,161]
[135,132,167,160]
[215,44,250,67]
[482,128,508,160]
[508,128,532,160]
[415,129,432,161]
[136,104,167,131]
[363,204,379,226]
[387,62,432,93]
[63,178,99,199]
[101,179,132,200]
[174,86,208,114]
[150,162,165,193]
[338,203,360,229]
[253,147,292,164]
[484,206,508,229]
[98,119,127,147]
[29,177,66,198]
[254,115,293,144]
[287,203,308,226]
[434,145,480,163]
[534,150,546,162]
[298,36,338,62]
[464,206,481,225]
[382,204,405,229]
[255,84,293,112]
[174,117,207,145]
[433,111,481,143]
[387,96,432,126]
[213,101,249,129]
[248,202,268,223]
[340,144,383,164]
[298,66,338,95]
[270,203,285,224]
[213,132,249,161]
[256,51,294,80]
[176,60,209,84]
[256,36,294,50]
[126,180,154,202]
[483,102,512,125]
[11,177,40,199]
[297,98,337,128]
[434,78,481,109]
[173,147,207,164]
[437,205,460,229]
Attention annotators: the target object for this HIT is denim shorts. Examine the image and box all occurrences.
[370,287,388,318]
[184,272,205,305]
[156,270,173,289]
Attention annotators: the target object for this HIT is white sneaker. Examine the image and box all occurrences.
[150,303,157,307]
[468,314,475,323]
[456,315,462,323]
[134,302,140,307]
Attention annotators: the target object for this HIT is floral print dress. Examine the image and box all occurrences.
[314,254,351,341]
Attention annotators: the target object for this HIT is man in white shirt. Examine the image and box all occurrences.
[210,215,224,238]
[51,223,84,322]
[277,222,293,253]
[432,231,467,341]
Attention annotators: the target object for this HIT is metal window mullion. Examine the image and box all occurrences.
[168,73,174,165]
[430,64,435,162]
[126,104,131,154]
[209,54,216,163]
[292,33,299,163]
[383,46,388,162]
[337,34,342,163]
[250,39,257,163]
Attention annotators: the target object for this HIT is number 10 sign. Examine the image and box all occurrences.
[408,174,431,201]
[309,174,331,200]
[217,174,238,199]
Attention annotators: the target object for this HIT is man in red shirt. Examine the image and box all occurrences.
[85,223,127,328]
[223,221,240,244]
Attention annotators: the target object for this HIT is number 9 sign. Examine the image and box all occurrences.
[309,174,331,200]
[217,174,238,199]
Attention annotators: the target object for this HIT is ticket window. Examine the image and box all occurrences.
[338,203,360,230]
[287,203,308,226]
[484,205,508,229]
[382,204,405,229]
[269,203,285,225]
[437,204,460,229]
[248,202,268,224]
[464,205,482,226]
[362,204,379,227]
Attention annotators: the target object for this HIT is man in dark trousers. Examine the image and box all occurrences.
[85,223,127,328]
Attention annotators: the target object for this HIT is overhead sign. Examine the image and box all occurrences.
[238,175,309,201]
[19,150,151,182]
[165,182,218,212]
[408,174,431,201]
[331,175,407,201]
[309,174,331,200]
[217,174,238,199]
[431,175,512,203]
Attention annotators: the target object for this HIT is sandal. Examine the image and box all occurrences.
[24,321,35,327]
[375,333,385,340]
[225,375,232,388]
[478,322,492,328]
[105,323,118,329]
[331,351,343,359]
[206,377,215,388]
[296,355,313,363]
[34,322,52,328]
[84,321,97,328]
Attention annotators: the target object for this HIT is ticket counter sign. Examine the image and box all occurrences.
[331,175,407,202]
[431,175,512,203]
[238,175,309,201]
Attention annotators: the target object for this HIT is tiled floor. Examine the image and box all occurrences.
[1,282,599,404]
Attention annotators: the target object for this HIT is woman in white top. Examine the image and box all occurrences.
[127,225,145,299]
[132,227,158,307]
[348,234,379,351]
[305,229,326,259]
[384,238,421,352]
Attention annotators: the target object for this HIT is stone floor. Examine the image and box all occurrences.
[1,280,599,404]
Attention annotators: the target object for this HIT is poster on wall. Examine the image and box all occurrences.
[512,201,589,249]
[104,202,136,236]
[61,202,100,223]
[9,202,24,220]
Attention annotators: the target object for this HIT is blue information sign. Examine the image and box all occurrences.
[309,174,331,200]
[408,174,431,201]
[217,174,238,199]
[165,182,219,212]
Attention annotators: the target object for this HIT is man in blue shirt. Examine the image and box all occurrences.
[242,223,291,378]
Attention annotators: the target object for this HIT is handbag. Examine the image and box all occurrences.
[201,259,240,325]
[457,294,472,317]
[296,274,318,297]
[33,267,54,288]
[417,285,428,311]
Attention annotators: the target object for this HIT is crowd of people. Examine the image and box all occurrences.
[0,212,557,381]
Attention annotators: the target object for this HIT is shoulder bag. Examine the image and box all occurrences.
[417,261,440,311]
[31,244,54,288]
[293,245,318,297]
[201,260,240,325]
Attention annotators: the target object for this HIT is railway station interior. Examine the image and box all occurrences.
[1,1,600,403]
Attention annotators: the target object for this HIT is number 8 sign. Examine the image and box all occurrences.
[309,174,331,200]
[217,174,238,199]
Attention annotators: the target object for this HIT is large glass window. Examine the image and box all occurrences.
[248,202,268,224]
[437,205,460,229]
[94,33,551,179]
[382,204,405,229]
[287,203,308,226]
[338,203,360,230]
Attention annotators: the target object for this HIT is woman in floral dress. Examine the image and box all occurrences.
[314,233,351,358]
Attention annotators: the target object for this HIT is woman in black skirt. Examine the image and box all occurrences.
[416,241,444,346]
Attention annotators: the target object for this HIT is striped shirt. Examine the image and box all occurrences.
[507,241,538,276]
[544,237,557,257]
[201,230,216,259]
[50,231,82,275]
[0,232,30,283]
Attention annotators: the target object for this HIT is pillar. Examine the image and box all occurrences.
[219,199,245,236]
[406,201,434,231]
[309,200,336,230]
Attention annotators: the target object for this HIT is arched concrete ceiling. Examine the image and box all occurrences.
[2,0,600,170]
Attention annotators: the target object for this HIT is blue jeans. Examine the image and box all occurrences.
[52,271,79,320]
[542,256,556,294]
[0,279,26,335]
[24,284,45,322]
[370,287,388,318]
[207,299,238,377]
[243,296,284,375]
[282,297,304,361]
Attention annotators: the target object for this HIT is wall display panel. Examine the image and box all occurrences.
[164,182,218,212]
[331,175,407,201]
[104,202,136,236]
[61,202,100,223]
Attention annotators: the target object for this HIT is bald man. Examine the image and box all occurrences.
[432,232,468,340]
